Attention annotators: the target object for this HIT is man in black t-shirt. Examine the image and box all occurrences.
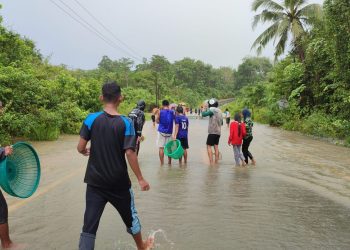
[77,82,153,250]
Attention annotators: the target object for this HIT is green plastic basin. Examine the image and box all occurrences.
[164,139,184,160]
[0,142,40,198]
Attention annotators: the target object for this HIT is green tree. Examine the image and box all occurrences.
[234,57,272,90]
[251,0,322,61]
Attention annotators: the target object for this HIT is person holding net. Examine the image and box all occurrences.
[0,145,22,249]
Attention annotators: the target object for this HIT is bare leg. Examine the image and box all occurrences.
[207,145,213,164]
[214,145,219,163]
[168,157,172,165]
[132,232,154,250]
[183,150,188,164]
[159,148,164,165]
[0,223,12,248]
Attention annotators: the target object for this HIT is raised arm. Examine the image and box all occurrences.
[202,109,214,117]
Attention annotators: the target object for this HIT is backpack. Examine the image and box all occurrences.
[128,108,145,136]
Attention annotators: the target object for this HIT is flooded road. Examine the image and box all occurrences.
[5,119,350,249]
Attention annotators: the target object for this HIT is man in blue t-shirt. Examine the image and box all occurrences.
[77,82,153,250]
[173,106,189,164]
[155,100,175,165]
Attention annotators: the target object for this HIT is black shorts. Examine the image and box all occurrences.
[151,115,155,122]
[82,185,141,236]
[206,134,220,146]
[178,137,189,149]
[226,118,231,124]
[0,190,8,224]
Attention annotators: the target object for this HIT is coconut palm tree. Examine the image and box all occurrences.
[251,0,322,61]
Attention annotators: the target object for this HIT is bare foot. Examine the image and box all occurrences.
[141,237,154,250]
[252,159,256,165]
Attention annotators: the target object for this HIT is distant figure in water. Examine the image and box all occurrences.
[242,108,256,165]
[173,106,189,164]
[224,108,231,128]
[128,100,146,155]
[228,112,247,166]
[156,100,175,165]
[77,82,153,250]
[151,107,159,127]
[202,98,223,164]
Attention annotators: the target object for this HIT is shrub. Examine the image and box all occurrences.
[58,102,87,134]
[26,109,62,141]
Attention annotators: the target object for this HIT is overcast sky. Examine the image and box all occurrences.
[1,0,323,69]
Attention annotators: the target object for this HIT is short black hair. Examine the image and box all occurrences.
[234,112,241,122]
[176,106,184,114]
[102,81,121,103]
[162,100,169,106]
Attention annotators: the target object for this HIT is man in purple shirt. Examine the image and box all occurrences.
[156,100,175,165]
[173,106,189,164]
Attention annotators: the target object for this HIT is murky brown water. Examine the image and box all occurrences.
[5,119,350,249]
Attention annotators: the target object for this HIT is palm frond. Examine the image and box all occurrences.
[252,0,284,12]
[274,24,289,59]
[297,3,323,20]
[252,10,284,29]
[251,21,280,55]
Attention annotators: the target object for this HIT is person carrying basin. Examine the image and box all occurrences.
[128,100,146,155]
[0,146,22,250]
[173,106,189,164]
[202,98,223,165]
[77,82,153,250]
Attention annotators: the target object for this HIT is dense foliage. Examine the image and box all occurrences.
[0,5,238,144]
[226,0,350,146]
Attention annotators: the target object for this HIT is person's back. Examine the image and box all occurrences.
[174,107,189,163]
[175,114,189,139]
[244,117,253,139]
[77,82,153,250]
[229,120,246,145]
[208,107,223,135]
[129,108,145,137]
[158,109,175,135]
[81,112,133,189]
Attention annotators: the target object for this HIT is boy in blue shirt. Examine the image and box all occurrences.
[173,106,189,164]
[77,82,153,250]
[155,100,175,165]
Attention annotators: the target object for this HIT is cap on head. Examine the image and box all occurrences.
[137,100,146,111]
[162,100,169,107]
[176,106,184,114]
[102,81,121,103]
[208,98,218,108]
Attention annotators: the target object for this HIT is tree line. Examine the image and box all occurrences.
[226,0,350,146]
[1,4,261,144]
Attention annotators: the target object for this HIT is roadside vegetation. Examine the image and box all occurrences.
[1,0,349,147]
[225,0,350,146]
[0,4,235,144]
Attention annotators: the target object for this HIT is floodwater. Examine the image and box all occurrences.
[5,119,350,249]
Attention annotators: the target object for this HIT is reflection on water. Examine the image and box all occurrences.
[6,119,350,249]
